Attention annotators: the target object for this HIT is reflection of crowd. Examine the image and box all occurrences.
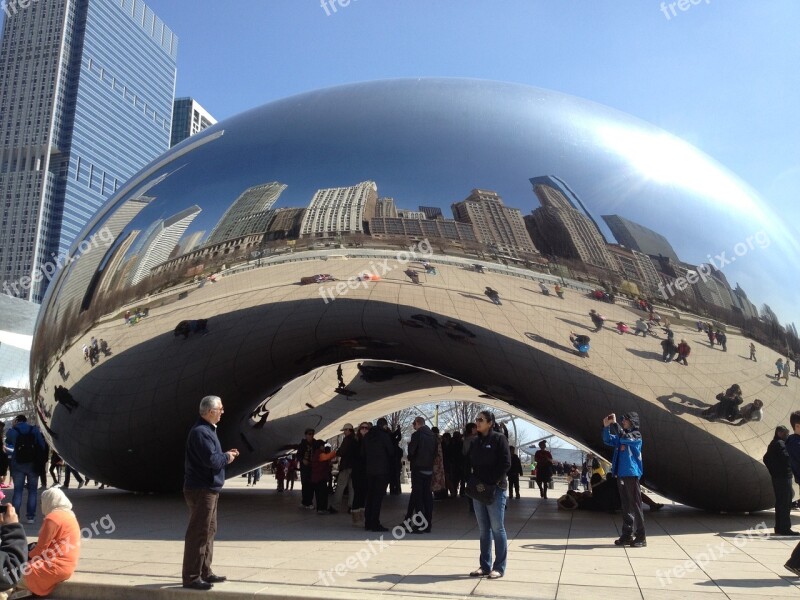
[701,384,764,424]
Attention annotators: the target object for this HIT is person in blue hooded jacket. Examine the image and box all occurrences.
[603,412,645,547]
[4,415,46,524]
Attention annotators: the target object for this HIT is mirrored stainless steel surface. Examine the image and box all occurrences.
[31,79,798,511]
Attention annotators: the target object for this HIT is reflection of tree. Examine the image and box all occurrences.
[385,409,416,433]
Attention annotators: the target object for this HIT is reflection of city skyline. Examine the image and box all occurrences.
[105,170,763,324]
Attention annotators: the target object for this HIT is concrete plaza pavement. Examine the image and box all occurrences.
[23,476,800,600]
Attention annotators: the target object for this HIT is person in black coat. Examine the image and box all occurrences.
[467,411,511,579]
[361,418,394,532]
[405,417,436,533]
[296,429,316,509]
[508,446,523,499]
[0,504,27,594]
[764,426,798,535]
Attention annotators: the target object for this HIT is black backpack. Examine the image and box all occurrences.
[13,427,37,463]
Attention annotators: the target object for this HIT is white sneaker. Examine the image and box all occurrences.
[26,518,34,524]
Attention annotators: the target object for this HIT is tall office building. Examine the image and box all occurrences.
[527,177,615,270]
[300,181,378,238]
[0,0,177,302]
[206,182,287,245]
[170,97,216,147]
[602,214,681,263]
[451,189,537,257]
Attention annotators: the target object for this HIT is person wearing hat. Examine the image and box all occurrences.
[329,423,356,514]
[603,412,645,547]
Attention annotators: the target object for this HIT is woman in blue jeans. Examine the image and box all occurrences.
[468,410,511,579]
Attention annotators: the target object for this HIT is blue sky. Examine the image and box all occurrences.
[2,1,798,321]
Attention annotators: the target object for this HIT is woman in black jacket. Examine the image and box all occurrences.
[467,411,511,579]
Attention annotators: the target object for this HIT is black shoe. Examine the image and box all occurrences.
[630,538,647,547]
[775,530,800,536]
[328,507,338,514]
[614,537,633,546]
[372,525,389,532]
[785,562,800,577]
[183,580,213,590]
[205,575,227,583]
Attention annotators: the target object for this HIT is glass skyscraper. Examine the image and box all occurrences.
[0,0,177,302]
[170,97,216,147]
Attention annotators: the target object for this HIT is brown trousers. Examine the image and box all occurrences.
[182,488,219,584]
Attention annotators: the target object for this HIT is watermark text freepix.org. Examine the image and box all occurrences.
[2,513,115,583]
[2,227,114,297]
[318,239,433,304]
[2,0,39,19]
[320,0,359,17]
[658,230,769,301]
[660,0,711,21]
[318,512,427,585]
[656,521,767,586]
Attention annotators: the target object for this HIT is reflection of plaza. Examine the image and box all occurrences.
[45,253,795,510]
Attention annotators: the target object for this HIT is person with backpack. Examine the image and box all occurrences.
[4,415,46,524]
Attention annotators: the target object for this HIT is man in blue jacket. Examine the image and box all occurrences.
[603,412,645,547]
[181,396,239,591]
[4,415,46,524]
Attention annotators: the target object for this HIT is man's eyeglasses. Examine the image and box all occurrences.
[475,417,486,423]
[211,407,224,412]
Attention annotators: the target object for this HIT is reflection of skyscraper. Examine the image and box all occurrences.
[687,263,735,311]
[266,208,305,240]
[632,250,663,294]
[602,215,680,263]
[527,177,614,269]
[370,217,477,242]
[375,198,398,218]
[419,206,443,220]
[130,206,201,285]
[0,0,177,302]
[451,189,537,256]
[397,210,426,220]
[178,231,206,256]
[170,98,216,147]
[95,231,140,297]
[54,195,153,315]
[300,181,378,238]
[206,182,287,245]
[732,283,759,320]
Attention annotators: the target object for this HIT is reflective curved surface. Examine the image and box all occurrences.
[31,79,799,511]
